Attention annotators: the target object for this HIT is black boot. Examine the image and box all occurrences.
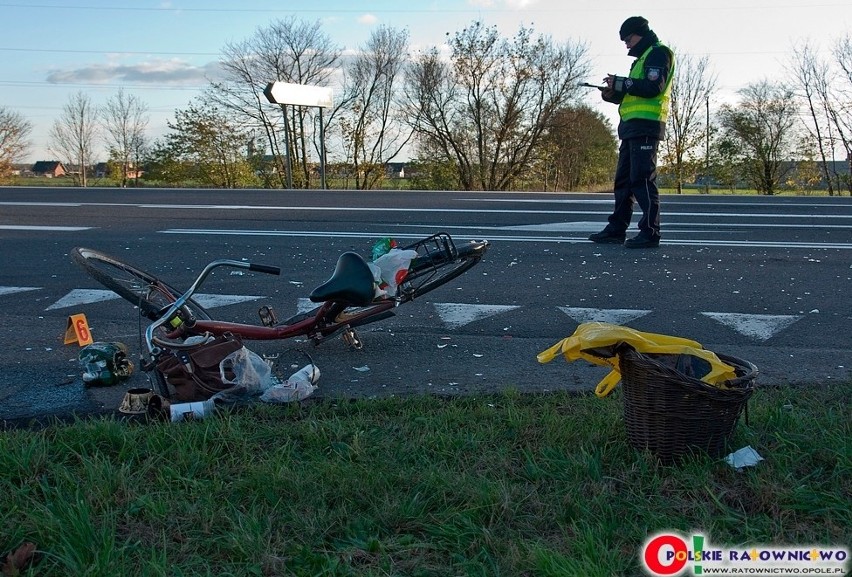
[624,233,660,248]
[589,229,626,244]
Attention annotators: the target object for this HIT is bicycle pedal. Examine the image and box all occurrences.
[258,305,277,327]
[342,328,363,350]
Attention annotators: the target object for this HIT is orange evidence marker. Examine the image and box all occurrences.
[64,313,94,346]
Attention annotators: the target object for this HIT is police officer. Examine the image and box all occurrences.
[589,16,675,248]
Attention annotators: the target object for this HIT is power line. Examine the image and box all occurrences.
[0,47,220,56]
[0,80,204,91]
[0,2,847,11]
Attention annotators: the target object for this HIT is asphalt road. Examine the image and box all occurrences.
[1,186,850,424]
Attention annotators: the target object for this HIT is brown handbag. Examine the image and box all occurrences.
[156,333,243,401]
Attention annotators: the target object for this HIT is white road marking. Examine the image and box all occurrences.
[558,307,651,325]
[23,291,812,341]
[0,225,91,231]
[191,294,264,308]
[4,199,850,219]
[0,286,40,296]
[46,289,120,310]
[501,221,850,231]
[702,312,802,341]
[297,297,317,314]
[46,290,262,310]
[158,229,852,250]
[433,303,520,329]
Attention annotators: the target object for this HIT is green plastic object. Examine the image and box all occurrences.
[371,237,398,261]
[79,342,134,387]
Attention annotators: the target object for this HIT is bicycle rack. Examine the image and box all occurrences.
[396,232,459,298]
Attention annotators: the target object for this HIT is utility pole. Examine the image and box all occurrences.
[705,95,710,194]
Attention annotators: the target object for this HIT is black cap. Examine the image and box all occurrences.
[619,16,650,41]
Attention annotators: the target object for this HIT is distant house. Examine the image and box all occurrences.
[31,161,67,178]
[92,162,144,180]
[386,162,407,178]
[93,162,110,178]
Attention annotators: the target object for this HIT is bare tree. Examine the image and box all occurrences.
[209,17,343,188]
[789,41,841,195]
[0,106,32,179]
[718,82,799,195]
[662,51,717,194]
[49,91,99,187]
[403,21,591,191]
[830,34,852,193]
[340,25,413,190]
[102,88,149,187]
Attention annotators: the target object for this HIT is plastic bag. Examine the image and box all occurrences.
[537,322,737,397]
[208,346,278,404]
[372,248,418,295]
[259,364,320,403]
[367,262,387,298]
[211,348,320,405]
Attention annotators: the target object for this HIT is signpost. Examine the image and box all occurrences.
[263,81,334,189]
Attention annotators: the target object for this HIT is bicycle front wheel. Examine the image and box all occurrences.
[70,247,211,321]
[399,239,489,299]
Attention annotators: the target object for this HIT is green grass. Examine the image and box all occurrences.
[1,384,849,576]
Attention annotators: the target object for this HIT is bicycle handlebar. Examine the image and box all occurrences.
[249,263,281,275]
[144,258,278,354]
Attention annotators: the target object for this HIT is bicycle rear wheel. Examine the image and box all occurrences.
[71,247,211,321]
[398,237,488,300]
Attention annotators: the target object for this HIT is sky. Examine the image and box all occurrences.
[3,0,851,164]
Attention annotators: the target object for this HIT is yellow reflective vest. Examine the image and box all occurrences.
[619,43,675,123]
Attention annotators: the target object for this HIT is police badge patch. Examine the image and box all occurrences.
[647,67,661,81]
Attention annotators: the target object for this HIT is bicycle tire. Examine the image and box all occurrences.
[400,240,488,299]
[70,247,212,321]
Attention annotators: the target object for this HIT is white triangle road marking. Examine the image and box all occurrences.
[46,289,121,310]
[433,303,520,329]
[702,312,802,341]
[558,307,651,325]
[46,289,263,311]
[0,286,40,297]
[36,290,809,342]
[192,294,264,308]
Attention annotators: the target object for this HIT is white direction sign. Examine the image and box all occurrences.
[264,81,333,108]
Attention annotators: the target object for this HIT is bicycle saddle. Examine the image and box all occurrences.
[309,252,376,307]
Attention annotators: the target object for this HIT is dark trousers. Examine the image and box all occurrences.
[606,136,661,238]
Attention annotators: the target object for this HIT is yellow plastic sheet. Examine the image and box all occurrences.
[537,322,737,397]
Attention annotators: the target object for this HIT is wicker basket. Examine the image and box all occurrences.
[617,345,758,463]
